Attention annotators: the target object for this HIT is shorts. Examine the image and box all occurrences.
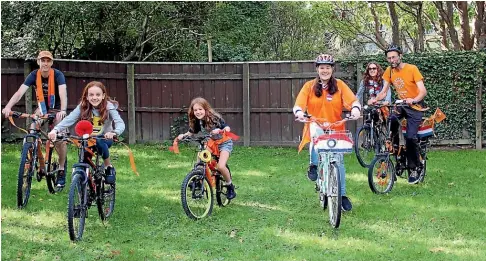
[218,139,233,154]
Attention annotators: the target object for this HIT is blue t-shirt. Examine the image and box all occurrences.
[24,68,66,109]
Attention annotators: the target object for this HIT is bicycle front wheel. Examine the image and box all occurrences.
[181,168,214,220]
[67,172,87,241]
[327,162,342,228]
[355,125,377,168]
[17,142,36,209]
[368,155,395,194]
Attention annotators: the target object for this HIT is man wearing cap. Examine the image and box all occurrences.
[2,50,69,188]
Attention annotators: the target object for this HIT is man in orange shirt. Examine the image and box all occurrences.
[293,54,361,211]
[369,44,427,184]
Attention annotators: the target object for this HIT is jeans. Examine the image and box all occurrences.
[95,137,114,160]
[390,106,423,169]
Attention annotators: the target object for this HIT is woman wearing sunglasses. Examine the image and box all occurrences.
[356,62,391,104]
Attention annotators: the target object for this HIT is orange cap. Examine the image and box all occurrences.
[37,51,53,60]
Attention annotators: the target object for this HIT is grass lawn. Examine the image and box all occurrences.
[1,142,485,260]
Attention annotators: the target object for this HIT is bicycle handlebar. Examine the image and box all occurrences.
[295,113,361,130]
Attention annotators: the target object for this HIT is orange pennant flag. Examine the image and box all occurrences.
[169,138,180,154]
[225,131,240,141]
[433,108,446,123]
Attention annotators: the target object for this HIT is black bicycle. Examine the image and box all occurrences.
[5,111,67,209]
[354,102,389,168]
[61,126,116,241]
[368,100,431,194]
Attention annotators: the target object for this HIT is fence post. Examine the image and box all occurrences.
[24,61,32,129]
[242,62,250,146]
[476,68,483,149]
[126,63,136,145]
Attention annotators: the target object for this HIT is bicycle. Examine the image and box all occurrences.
[367,100,444,194]
[170,132,236,220]
[297,114,358,228]
[354,102,390,167]
[4,111,67,209]
[60,120,116,241]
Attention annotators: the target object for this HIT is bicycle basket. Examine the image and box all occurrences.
[312,130,354,153]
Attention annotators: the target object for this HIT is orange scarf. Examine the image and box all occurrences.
[36,69,55,115]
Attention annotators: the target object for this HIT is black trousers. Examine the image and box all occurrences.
[389,106,423,169]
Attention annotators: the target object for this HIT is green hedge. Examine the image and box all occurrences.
[341,51,486,142]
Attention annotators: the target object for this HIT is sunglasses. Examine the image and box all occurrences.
[368,67,378,71]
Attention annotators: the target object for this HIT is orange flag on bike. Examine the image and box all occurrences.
[169,138,180,154]
[433,108,446,123]
[225,131,239,141]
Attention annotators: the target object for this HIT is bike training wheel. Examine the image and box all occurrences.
[17,142,36,209]
[368,155,395,194]
[327,162,342,228]
[97,167,116,220]
[67,172,87,241]
[216,165,232,207]
[181,167,214,220]
[355,125,378,168]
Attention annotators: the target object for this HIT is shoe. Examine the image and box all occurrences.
[56,170,66,188]
[307,165,318,181]
[408,169,420,184]
[226,183,236,200]
[104,166,116,184]
[342,196,352,211]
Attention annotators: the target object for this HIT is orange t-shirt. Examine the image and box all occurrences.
[382,64,423,100]
[294,78,357,151]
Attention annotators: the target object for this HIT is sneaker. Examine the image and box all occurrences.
[408,169,420,184]
[226,183,236,200]
[105,166,116,184]
[56,170,66,188]
[342,196,352,211]
[307,165,318,181]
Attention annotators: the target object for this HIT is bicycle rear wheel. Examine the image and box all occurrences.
[327,163,342,228]
[17,142,36,209]
[45,146,57,194]
[181,168,213,220]
[97,172,116,220]
[355,125,378,168]
[67,172,87,241]
[368,155,395,194]
[216,165,232,207]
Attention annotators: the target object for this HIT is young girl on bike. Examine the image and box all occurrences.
[48,81,125,185]
[293,54,361,211]
[177,97,236,199]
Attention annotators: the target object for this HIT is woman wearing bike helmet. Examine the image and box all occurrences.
[293,54,361,211]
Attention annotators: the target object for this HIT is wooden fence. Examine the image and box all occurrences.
[1,58,484,149]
